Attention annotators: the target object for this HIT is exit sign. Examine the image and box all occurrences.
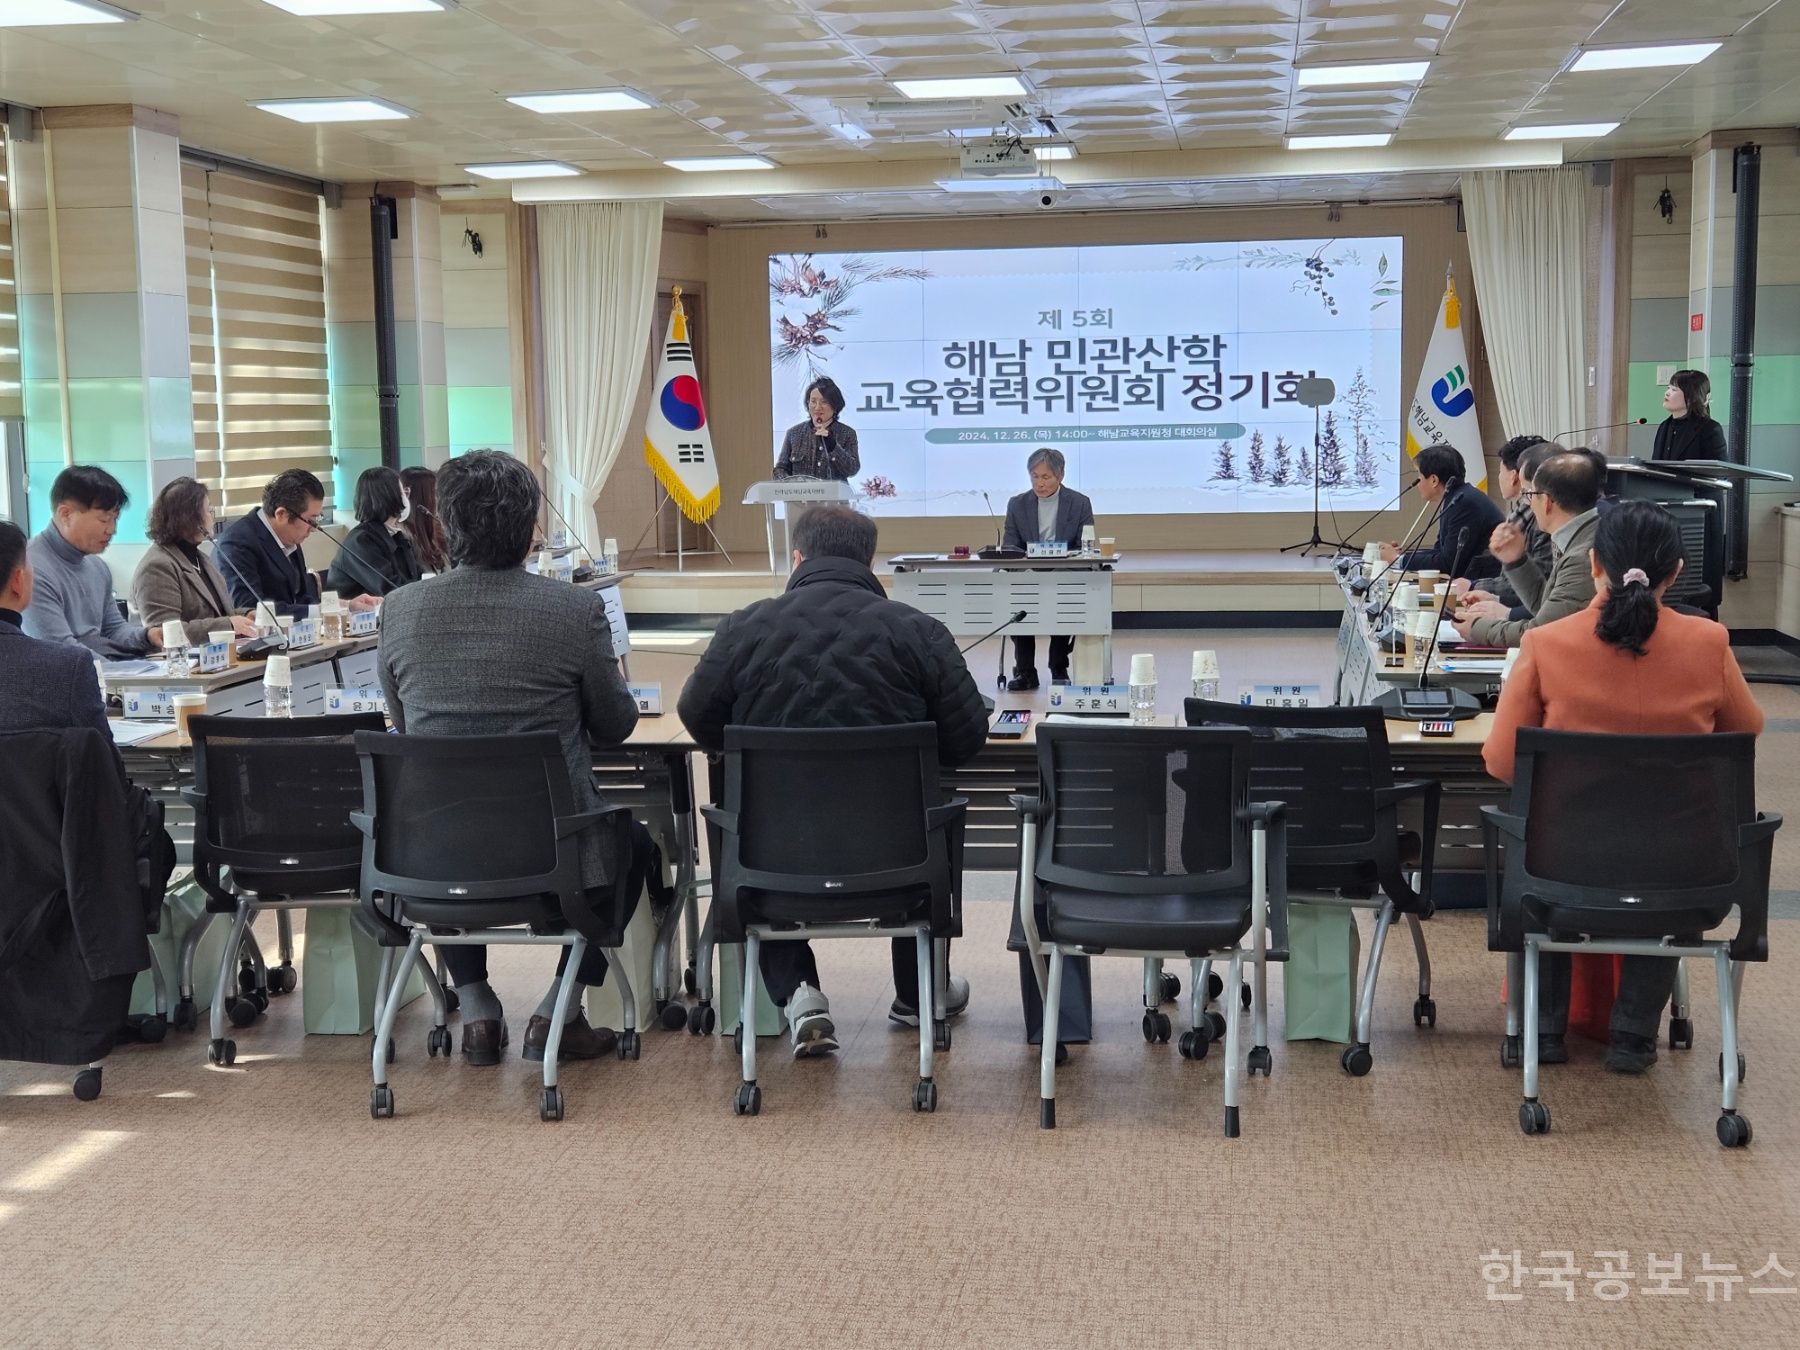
[1691,312,1704,332]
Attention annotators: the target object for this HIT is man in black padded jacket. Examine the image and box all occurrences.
[679,504,990,1059]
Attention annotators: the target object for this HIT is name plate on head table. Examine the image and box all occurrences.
[628,683,663,716]
[1239,683,1323,709]
[124,689,181,720]
[325,687,388,716]
[348,609,378,636]
[1048,683,1130,714]
[1026,542,1071,559]
[288,618,319,649]
[198,641,230,674]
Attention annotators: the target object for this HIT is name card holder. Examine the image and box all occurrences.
[325,687,388,716]
[289,618,319,650]
[348,609,379,637]
[1048,683,1130,714]
[1239,683,1323,709]
[198,641,230,674]
[1026,542,1071,559]
[124,689,181,720]
[628,683,663,716]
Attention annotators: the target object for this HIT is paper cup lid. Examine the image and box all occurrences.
[161,620,186,647]
[263,654,291,683]
[1129,652,1156,684]
[321,590,341,612]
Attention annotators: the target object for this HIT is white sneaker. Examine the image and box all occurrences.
[786,983,838,1058]
[888,975,971,1027]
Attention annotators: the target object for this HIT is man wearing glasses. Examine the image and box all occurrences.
[1452,451,1602,648]
[215,469,377,619]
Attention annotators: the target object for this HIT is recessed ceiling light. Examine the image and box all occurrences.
[1295,61,1430,88]
[896,75,1029,100]
[1286,133,1393,150]
[254,97,414,123]
[1570,42,1721,72]
[0,0,135,25]
[663,155,774,172]
[506,88,655,114]
[1505,122,1619,141]
[831,122,872,142]
[463,161,582,180]
[259,0,451,14]
[1034,144,1076,161]
[934,176,1063,193]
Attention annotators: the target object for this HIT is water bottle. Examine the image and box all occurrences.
[161,620,189,677]
[319,591,345,644]
[263,654,293,718]
[1190,649,1220,701]
[1128,652,1157,726]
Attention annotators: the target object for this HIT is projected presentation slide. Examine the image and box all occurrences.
[769,238,1403,516]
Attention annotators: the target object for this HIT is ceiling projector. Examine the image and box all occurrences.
[959,135,1040,178]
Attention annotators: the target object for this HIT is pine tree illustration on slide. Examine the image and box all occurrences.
[1344,367,1382,487]
[1316,409,1347,486]
[1271,435,1292,486]
[1212,439,1238,481]
[1246,429,1267,483]
[1296,442,1314,484]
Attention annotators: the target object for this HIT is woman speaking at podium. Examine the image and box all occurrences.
[775,376,861,481]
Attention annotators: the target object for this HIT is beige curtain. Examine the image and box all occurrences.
[537,201,663,527]
[1463,168,1588,443]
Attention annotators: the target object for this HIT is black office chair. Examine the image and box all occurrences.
[1013,723,1289,1135]
[1482,729,1780,1147]
[704,724,965,1117]
[183,714,439,1068]
[352,731,640,1123]
[1187,700,1440,1075]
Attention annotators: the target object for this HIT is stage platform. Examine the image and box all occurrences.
[618,548,1348,623]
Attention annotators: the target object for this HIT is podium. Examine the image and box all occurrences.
[1607,458,1793,613]
[743,478,852,573]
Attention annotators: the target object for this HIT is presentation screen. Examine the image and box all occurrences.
[769,238,1403,516]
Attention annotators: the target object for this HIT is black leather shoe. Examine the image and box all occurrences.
[1537,1034,1569,1065]
[1603,1032,1657,1074]
[523,1012,617,1062]
[1048,667,1071,685]
[1006,671,1040,692]
[461,1018,509,1066]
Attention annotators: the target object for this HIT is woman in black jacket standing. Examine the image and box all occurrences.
[775,376,860,481]
[1652,368,1727,462]
[327,466,424,601]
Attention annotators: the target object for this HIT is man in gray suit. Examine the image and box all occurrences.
[377,452,646,1066]
[1454,452,1602,649]
[0,521,112,741]
[1001,447,1096,690]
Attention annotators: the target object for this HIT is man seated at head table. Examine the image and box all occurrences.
[1376,443,1501,581]
[1482,501,1763,1072]
[678,503,990,1058]
[1002,446,1097,690]
[21,465,162,658]
[213,468,379,622]
[1453,451,1602,648]
[376,450,653,1066]
[1453,436,1559,617]
[1,520,111,741]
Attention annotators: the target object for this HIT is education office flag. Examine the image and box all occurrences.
[1404,269,1486,489]
[643,286,720,521]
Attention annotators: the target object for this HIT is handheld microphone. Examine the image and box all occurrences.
[982,491,1003,551]
[1414,528,1469,689]
[960,609,1029,657]
[1552,417,1648,443]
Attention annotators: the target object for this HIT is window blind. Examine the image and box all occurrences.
[184,165,330,514]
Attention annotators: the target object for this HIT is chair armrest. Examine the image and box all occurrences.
[926,797,968,831]
[1008,794,1044,820]
[1479,806,1526,842]
[179,786,205,810]
[1236,800,1287,827]
[1728,812,1783,963]
[349,809,374,840]
[1373,778,1437,809]
[1740,812,1783,846]
[701,805,739,835]
[553,808,610,841]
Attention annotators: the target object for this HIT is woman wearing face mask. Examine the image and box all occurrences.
[774,376,860,481]
[1652,368,1727,462]
[327,466,424,601]
[132,476,259,645]
[398,465,449,574]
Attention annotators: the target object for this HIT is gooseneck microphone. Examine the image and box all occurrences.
[960,609,1029,658]
[1336,476,1419,556]
[1552,417,1648,443]
[1414,527,1470,688]
[981,491,1004,551]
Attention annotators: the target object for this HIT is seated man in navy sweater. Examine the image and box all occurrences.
[0,521,112,740]
[1378,444,1502,580]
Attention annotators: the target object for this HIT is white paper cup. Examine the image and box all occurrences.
[1190,650,1218,680]
[321,590,342,615]
[173,693,206,743]
[1395,582,1418,611]
[263,654,291,685]
[1129,652,1156,686]
[161,619,186,651]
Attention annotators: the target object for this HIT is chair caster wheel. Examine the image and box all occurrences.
[683,966,699,997]
[1039,1098,1055,1129]
[370,1085,394,1119]
[1239,982,1253,1010]
[734,1082,762,1116]
[1717,1112,1752,1148]
[913,1079,938,1113]
[1158,972,1181,1004]
[658,1001,689,1031]
[136,1014,168,1045]
[250,988,269,1012]
[1205,1011,1227,1040]
[1519,1100,1550,1135]
[1055,1041,1069,1067]
[933,1022,952,1053]
[1207,971,1224,1002]
[688,1004,715,1036]
[72,1068,103,1101]
[1247,1045,1272,1077]
[1224,1104,1239,1138]
[173,998,197,1032]
[539,1087,564,1122]
[268,964,297,995]
[426,1027,453,1058]
[1340,1043,1372,1077]
[1500,1035,1521,1069]
[226,996,259,1029]
[1669,1017,1693,1050]
[1141,1010,1172,1043]
[619,1030,641,1061]
[1718,1052,1747,1084]
[1178,1029,1210,1060]
[207,1038,236,1066]
[1413,996,1436,1028]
